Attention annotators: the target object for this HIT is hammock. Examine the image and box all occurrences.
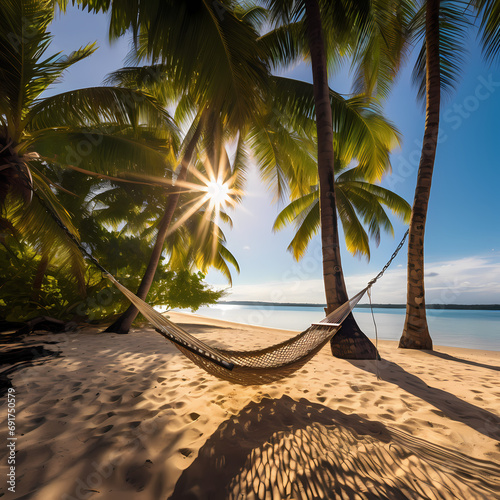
[108,275,367,385]
[34,190,408,386]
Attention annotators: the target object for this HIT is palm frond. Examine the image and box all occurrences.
[285,195,320,261]
[30,127,172,178]
[26,87,176,133]
[412,0,473,104]
[231,134,250,198]
[335,188,371,259]
[351,0,416,100]
[273,191,318,231]
[258,22,308,71]
[8,166,87,291]
[78,0,270,131]
[474,0,500,62]
[105,65,179,106]
[272,76,401,178]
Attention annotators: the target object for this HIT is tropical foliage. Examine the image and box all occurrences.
[0,0,173,288]
[0,0,232,322]
[274,162,411,261]
[4,0,497,341]
[0,237,225,323]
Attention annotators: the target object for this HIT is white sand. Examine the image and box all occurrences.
[0,312,499,499]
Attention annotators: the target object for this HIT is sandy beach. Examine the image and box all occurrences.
[0,312,499,499]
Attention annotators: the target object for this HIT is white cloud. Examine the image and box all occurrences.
[224,255,500,305]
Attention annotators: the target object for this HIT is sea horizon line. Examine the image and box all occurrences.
[217,300,500,311]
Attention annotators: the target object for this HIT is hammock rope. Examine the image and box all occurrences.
[108,274,368,384]
[33,190,409,385]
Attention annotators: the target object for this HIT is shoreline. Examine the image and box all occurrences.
[1,315,499,499]
[217,300,500,310]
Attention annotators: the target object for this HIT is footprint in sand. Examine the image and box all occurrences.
[379,412,396,421]
[125,460,153,492]
[93,414,109,425]
[162,401,186,410]
[24,416,46,433]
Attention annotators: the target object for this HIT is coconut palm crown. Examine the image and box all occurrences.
[0,0,176,289]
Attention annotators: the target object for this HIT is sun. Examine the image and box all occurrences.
[205,179,231,208]
[148,154,242,244]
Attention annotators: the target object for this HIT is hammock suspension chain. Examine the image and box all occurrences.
[366,229,409,289]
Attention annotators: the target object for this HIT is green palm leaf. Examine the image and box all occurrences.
[411,0,473,103]
[335,187,371,258]
[286,196,320,260]
[352,0,416,100]
[474,0,500,61]
[73,0,270,131]
[274,164,411,260]
[31,127,172,178]
[271,76,401,182]
[26,87,175,133]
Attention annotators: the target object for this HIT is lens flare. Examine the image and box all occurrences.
[205,180,231,207]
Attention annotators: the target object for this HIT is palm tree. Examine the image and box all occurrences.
[0,0,175,292]
[273,160,411,264]
[262,0,412,358]
[399,0,499,349]
[399,0,473,349]
[60,1,270,333]
[101,112,244,333]
[399,0,441,349]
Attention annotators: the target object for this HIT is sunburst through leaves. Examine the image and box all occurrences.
[132,150,242,265]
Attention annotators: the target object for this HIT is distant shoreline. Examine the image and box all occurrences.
[218,300,500,311]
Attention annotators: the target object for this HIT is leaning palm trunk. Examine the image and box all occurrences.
[304,0,377,359]
[399,0,440,350]
[105,124,202,334]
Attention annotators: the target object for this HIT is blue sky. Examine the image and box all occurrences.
[48,5,500,305]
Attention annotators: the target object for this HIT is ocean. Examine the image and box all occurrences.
[185,304,500,351]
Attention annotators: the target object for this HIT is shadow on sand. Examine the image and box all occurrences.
[424,350,500,372]
[170,395,499,500]
[0,344,60,397]
[350,358,500,442]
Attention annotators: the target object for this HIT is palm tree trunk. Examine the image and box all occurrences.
[304,0,377,359]
[399,0,440,350]
[105,124,203,334]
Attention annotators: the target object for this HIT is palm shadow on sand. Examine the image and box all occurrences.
[170,395,499,500]
[349,358,500,442]
[423,350,500,372]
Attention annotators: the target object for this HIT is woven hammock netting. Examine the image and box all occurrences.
[107,275,367,385]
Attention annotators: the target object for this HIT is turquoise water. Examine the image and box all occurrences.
[187,304,500,351]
